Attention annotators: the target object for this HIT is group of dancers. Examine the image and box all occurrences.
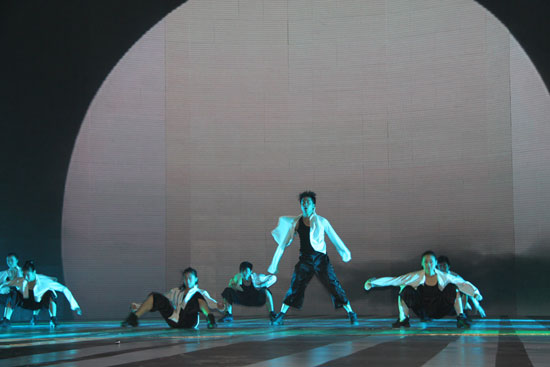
[121,191,485,330]
[1,191,486,330]
[0,254,81,328]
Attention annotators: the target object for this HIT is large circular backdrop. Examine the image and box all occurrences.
[62,0,550,319]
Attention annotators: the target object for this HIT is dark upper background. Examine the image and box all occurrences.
[0,1,549,317]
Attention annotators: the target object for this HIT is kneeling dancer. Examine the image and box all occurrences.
[269,191,358,325]
[364,251,483,328]
[0,260,82,328]
[218,261,277,322]
[122,267,220,329]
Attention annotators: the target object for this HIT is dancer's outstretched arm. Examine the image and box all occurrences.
[268,245,286,274]
[470,296,486,317]
[269,216,299,274]
[48,282,82,314]
[364,271,423,290]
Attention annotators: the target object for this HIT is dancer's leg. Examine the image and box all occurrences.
[218,288,236,322]
[134,294,155,318]
[453,291,464,315]
[265,290,274,313]
[3,305,13,320]
[198,298,210,317]
[281,258,315,313]
[392,286,418,327]
[48,298,57,318]
[224,300,233,315]
[198,298,217,329]
[2,290,19,320]
[314,255,350,312]
[398,295,410,321]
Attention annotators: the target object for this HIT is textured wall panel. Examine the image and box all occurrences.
[62,23,166,319]
[61,0,550,319]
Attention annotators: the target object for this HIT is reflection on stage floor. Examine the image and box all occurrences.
[1,316,548,366]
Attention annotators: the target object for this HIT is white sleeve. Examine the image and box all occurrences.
[446,274,482,299]
[370,271,421,288]
[253,273,277,288]
[49,282,81,310]
[323,219,351,262]
[199,290,219,310]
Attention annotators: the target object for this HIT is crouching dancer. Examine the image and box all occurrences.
[218,261,277,323]
[364,251,483,328]
[0,253,22,326]
[122,267,220,329]
[437,255,486,318]
[0,260,82,328]
[269,191,358,325]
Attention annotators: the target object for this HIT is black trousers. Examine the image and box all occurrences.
[150,292,200,329]
[13,291,57,311]
[283,252,349,309]
[0,288,19,308]
[221,287,268,307]
[400,284,458,319]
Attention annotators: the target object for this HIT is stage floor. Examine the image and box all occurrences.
[1,317,548,366]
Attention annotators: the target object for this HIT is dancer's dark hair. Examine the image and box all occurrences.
[22,260,36,271]
[181,267,198,289]
[6,252,19,260]
[421,250,437,260]
[437,255,450,266]
[239,261,253,272]
[299,191,316,204]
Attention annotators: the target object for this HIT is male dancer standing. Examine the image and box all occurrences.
[268,191,358,325]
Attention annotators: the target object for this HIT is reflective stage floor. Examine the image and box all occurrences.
[1,317,549,366]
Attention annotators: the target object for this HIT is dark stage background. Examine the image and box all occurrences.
[1,0,549,320]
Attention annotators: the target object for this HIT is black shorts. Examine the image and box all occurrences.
[221,286,268,307]
[150,292,203,329]
[400,284,458,319]
[13,291,57,311]
[0,289,18,307]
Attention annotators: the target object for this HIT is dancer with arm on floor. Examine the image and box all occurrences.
[364,251,482,328]
[218,261,277,323]
[269,191,358,325]
[0,260,82,328]
[437,255,486,318]
[121,267,221,329]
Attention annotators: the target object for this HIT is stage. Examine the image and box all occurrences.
[1,317,548,366]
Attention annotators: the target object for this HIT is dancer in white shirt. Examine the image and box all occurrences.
[269,191,358,325]
[364,251,482,328]
[437,255,486,318]
[1,260,82,328]
[121,267,221,329]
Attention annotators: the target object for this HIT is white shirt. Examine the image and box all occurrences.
[271,213,351,260]
[367,268,482,300]
[0,267,22,294]
[134,286,218,324]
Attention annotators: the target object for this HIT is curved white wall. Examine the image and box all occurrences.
[62,0,550,318]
